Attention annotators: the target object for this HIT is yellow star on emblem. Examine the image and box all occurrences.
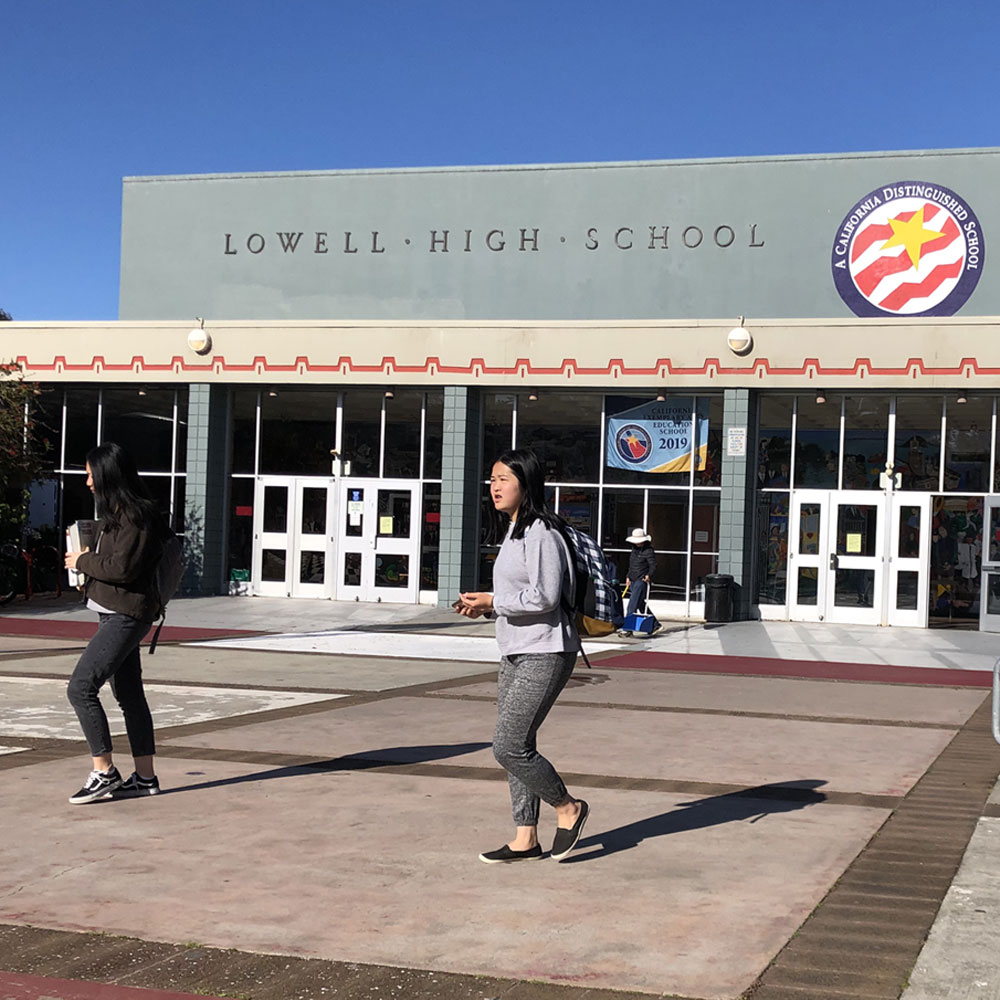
[881,207,945,270]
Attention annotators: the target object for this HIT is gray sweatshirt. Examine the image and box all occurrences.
[492,519,577,656]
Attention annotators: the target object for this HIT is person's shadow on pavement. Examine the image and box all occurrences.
[159,741,492,795]
[560,780,828,863]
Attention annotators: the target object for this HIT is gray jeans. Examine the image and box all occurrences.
[493,651,577,826]
[67,612,155,758]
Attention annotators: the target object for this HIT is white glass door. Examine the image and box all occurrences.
[826,491,886,626]
[336,479,420,603]
[252,477,292,597]
[290,480,336,599]
[887,495,931,628]
[789,491,829,622]
[979,497,1000,632]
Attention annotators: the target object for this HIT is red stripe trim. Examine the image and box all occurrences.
[596,650,993,687]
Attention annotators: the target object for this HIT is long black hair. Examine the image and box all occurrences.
[491,448,566,542]
[86,442,159,529]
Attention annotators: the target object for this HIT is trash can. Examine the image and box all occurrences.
[704,574,734,623]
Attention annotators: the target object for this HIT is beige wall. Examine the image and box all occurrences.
[2,317,999,389]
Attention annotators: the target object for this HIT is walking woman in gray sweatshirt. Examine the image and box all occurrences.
[455,448,589,864]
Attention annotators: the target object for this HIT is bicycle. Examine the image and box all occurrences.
[0,533,63,606]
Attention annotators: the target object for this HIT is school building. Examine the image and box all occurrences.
[4,147,1000,629]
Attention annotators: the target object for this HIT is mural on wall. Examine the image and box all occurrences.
[832,181,985,317]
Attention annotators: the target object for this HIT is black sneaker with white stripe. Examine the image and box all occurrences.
[112,772,160,797]
[68,766,123,804]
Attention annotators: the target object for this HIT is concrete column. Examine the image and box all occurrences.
[717,388,759,620]
[436,386,483,607]
[183,384,229,595]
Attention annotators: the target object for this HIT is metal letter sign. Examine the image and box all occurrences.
[606,399,709,473]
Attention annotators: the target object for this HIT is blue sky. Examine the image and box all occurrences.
[3,0,999,321]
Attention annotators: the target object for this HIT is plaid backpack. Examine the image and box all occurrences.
[558,525,622,667]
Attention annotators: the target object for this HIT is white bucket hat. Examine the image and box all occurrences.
[625,528,651,544]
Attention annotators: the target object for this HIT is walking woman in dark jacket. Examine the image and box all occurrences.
[64,442,167,804]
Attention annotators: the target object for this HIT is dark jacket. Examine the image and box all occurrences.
[77,514,164,622]
[626,543,657,584]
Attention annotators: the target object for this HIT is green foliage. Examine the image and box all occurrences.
[0,360,50,543]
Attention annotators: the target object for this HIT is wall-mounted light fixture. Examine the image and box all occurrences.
[527,391,539,401]
[726,315,753,356]
[655,391,666,402]
[186,317,212,355]
[136,388,147,397]
[384,388,395,399]
[956,393,968,404]
[815,391,827,405]
[267,389,279,398]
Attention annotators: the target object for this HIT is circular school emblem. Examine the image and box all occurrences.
[614,424,653,465]
[831,181,984,317]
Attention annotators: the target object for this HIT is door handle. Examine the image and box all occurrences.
[829,553,839,571]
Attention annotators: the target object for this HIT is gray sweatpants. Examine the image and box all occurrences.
[493,651,577,826]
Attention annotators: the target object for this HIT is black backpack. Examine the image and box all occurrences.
[148,530,185,654]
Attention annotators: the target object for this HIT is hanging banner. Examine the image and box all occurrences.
[606,399,709,473]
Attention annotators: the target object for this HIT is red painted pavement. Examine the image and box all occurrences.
[0,617,264,643]
[0,971,231,1000]
[598,649,994,688]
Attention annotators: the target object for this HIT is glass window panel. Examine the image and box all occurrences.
[931,495,982,622]
[945,396,990,492]
[375,553,409,588]
[345,487,364,537]
[263,485,288,533]
[895,396,943,491]
[653,552,687,602]
[690,553,718,600]
[605,395,688,486]
[799,503,822,555]
[63,389,99,470]
[757,396,793,488]
[300,488,327,534]
[260,390,337,475]
[30,388,63,473]
[483,392,515,475]
[692,493,720,552]
[794,394,839,489]
[377,489,411,538]
[797,568,818,605]
[695,395,724,487]
[842,396,888,490]
[172,476,186,534]
[343,552,361,586]
[383,390,422,479]
[231,390,258,475]
[600,488,646,549]
[174,386,189,473]
[420,484,440,591]
[61,473,96,532]
[896,571,919,610]
[755,493,789,606]
[227,478,254,582]
[836,504,877,557]
[898,505,921,558]
[262,549,286,582]
[423,391,443,480]
[985,572,1000,616]
[556,487,598,536]
[341,389,382,478]
[101,388,176,472]
[299,551,325,585]
[516,392,602,483]
[835,568,874,607]
[143,475,172,523]
[647,490,690,553]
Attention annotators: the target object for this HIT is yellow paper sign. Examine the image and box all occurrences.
[846,533,862,554]
[379,516,394,534]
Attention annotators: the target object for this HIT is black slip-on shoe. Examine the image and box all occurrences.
[111,772,160,797]
[478,844,544,864]
[68,766,123,805]
[551,800,590,861]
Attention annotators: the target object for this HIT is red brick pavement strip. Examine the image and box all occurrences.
[0,618,264,643]
[0,971,232,1000]
[596,650,994,687]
